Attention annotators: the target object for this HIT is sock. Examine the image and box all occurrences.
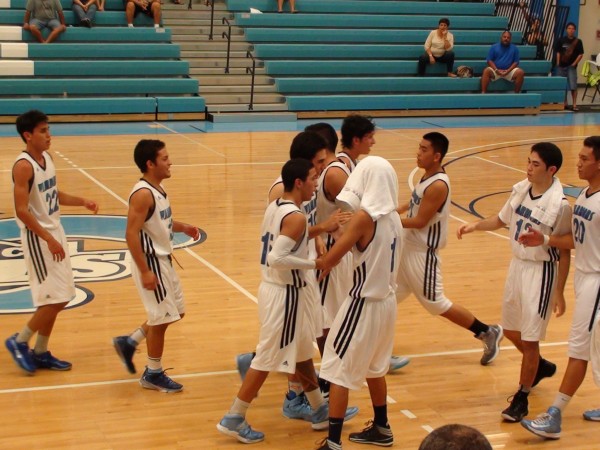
[373,404,389,428]
[128,327,146,347]
[16,326,34,344]
[520,385,531,394]
[469,318,489,337]
[552,392,572,411]
[147,356,161,372]
[34,334,50,355]
[127,23,134,28]
[328,417,344,445]
[229,397,250,417]
[288,381,303,396]
[305,388,325,410]
[154,24,159,28]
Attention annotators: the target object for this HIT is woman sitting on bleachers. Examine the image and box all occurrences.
[417,18,457,78]
[72,0,100,27]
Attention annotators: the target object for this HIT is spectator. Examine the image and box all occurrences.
[72,0,98,28]
[277,0,296,13]
[519,1,547,60]
[23,0,66,44]
[481,30,525,94]
[554,22,584,111]
[97,0,104,10]
[419,424,492,450]
[418,18,456,77]
[125,0,161,28]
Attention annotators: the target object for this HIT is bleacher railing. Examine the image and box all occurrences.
[484,0,569,63]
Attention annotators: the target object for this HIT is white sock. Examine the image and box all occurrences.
[147,356,161,372]
[130,327,146,346]
[288,381,303,396]
[552,392,572,411]
[154,24,159,28]
[16,326,34,344]
[229,397,250,417]
[128,23,134,28]
[305,388,325,410]
[34,334,50,354]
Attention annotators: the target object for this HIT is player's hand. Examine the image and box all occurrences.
[47,237,66,261]
[183,224,200,240]
[456,223,475,239]
[553,292,566,317]
[315,235,326,257]
[315,258,332,281]
[518,229,544,247]
[141,270,158,291]
[84,199,99,214]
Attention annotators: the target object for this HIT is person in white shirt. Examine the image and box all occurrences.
[418,18,456,77]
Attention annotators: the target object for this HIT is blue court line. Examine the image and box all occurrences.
[0,111,598,137]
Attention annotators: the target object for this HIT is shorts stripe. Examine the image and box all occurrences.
[423,249,438,301]
[538,261,556,319]
[349,261,366,300]
[318,234,335,305]
[333,296,365,359]
[427,222,441,250]
[588,284,600,332]
[146,253,167,303]
[27,229,47,284]
[280,285,299,349]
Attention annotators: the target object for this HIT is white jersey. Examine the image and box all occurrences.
[572,187,600,273]
[14,151,60,231]
[350,212,402,300]
[336,151,357,173]
[260,199,309,288]
[316,160,351,230]
[129,179,173,257]
[499,188,572,262]
[404,172,450,250]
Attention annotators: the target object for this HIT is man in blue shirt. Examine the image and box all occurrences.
[481,30,525,93]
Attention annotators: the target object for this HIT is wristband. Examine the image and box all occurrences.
[543,234,550,246]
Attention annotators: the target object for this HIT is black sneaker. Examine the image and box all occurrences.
[113,336,136,374]
[348,420,393,447]
[532,358,556,387]
[501,390,529,422]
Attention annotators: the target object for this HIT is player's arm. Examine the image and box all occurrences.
[267,212,315,270]
[315,210,372,277]
[126,189,157,290]
[173,220,200,240]
[268,182,284,204]
[58,190,98,213]
[553,247,571,317]
[457,214,506,239]
[396,202,410,215]
[518,228,575,249]
[13,159,66,261]
[401,180,447,229]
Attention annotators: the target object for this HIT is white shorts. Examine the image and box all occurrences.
[251,282,315,374]
[21,226,75,306]
[488,67,521,82]
[568,271,600,361]
[305,270,324,339]
[502,258,557,341]
[396,242,452,315]
[131,254,184,326]
[319,293,396,390]
[319,252,352,329]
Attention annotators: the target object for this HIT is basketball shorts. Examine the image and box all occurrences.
[131,254,184,326]
[502,258,557,341]
[21,226,76,307]
[305,270,323,339]
[568,270,600,361]
[319,252,352,329]
[251,282,315,374]
[396,242,452,315]
[319,292,396,390]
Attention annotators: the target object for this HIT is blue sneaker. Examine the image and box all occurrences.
[5,333,35,374]
[217,413,265,444]
[311,402,359,430]
[283,392,313,421]
[521,406,562,439]
[32,351,72,371]
[139,368,183,393]
[388,355,410,373]
[583,408,600,421]
[113,335,136,374]
[236,352,254,382]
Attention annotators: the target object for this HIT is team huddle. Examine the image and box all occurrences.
[4,109,600,448]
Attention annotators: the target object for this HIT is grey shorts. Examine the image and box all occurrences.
[29,18,62,30]
[556,65,578,91]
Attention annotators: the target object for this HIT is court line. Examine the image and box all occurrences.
[152,122,227,158]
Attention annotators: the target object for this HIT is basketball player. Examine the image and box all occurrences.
[5,109,99,375]
[520,136,600,439]
[397,132,502,370]
[114,139,199,393]
[218,159,354,444]
[337,114,376,172]
[458,142,572,422]
[316,156,403,450]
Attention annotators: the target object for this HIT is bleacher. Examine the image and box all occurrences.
[0,0,205,122]
[224,0,564,117]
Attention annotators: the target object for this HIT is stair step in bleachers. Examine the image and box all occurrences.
[0,10,155,26]
[0,43,181,59]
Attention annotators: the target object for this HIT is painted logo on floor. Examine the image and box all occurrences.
[0,215,205,315]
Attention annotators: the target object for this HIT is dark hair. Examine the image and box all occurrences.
[566,22,576,29]
[341,114,375,150]
[418,424,492,450]
[289,131,327,161]
[531,142,563,173]
[423,132,449,160]
[16,109,48,143]
[583,136,600,161]
[502,29,512,37]
[305,122,338,152]
[281,158,313,192]
[439,18,450,27]
[134,139,166,173]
